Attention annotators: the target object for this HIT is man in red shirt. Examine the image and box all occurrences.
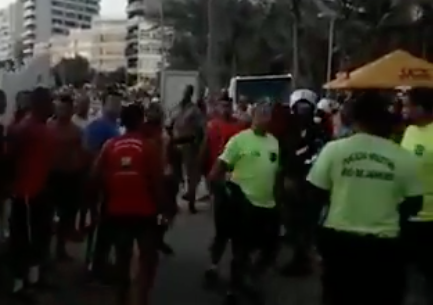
[203,98,245,175]
[8,87,54,303]
[92,103,166,305]
[203,98,245,283]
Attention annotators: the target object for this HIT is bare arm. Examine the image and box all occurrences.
[208,159,230,183]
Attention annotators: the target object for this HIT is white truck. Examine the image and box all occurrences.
[228,74,292,104]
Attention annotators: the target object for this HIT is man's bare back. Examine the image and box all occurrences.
[48,119,84,172]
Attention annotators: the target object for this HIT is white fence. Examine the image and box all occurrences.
[0,53,54,124]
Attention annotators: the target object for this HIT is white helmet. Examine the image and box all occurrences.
[317,98,337,114]
[288,89,317,108]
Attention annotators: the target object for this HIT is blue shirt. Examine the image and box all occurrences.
[84,117,119,153]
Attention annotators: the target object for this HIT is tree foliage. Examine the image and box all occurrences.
[52,56,94,87]
[163,0,296,81]
[162,0,433,88]
[0,39,25,72]
[94,67,128,87]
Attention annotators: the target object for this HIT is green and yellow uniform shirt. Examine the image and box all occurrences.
[308,133,422,237]
[219,129,279,209]
[401,123,433,221]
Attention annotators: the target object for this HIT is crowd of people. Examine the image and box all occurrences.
[0,83,432,305]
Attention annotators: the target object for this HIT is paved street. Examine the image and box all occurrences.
[1,188,426,305]
[1,199,321,305]
[0,199,425,305]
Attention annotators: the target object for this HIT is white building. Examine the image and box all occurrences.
[126,0,146,76]
[22,0,100,57]
[0,1,23,62]
[34,17,127,73]
[89,17,127,72]
[137,20,164,81]
[127,17,168,82]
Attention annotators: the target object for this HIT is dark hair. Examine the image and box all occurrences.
[0,89,5,101]
[408,87,433,113]
[58,94,74,106]
[348,90,393,136]
[102,88,122,105]
[121,103,144,130]
[30,87,52,105]
[146,102,164,125]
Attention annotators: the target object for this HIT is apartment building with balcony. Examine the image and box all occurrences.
[22,0,100,57]
[34,17,127,73]
[90,17,127,72]
[126,0,170,82]
[0,1,23,62]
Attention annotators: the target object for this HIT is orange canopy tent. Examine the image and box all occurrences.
[323,50,433,89]
[323,72,349,89]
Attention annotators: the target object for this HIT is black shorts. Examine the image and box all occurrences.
[318,228,404,305]
[401,221,433,277]
[48,170,86,209]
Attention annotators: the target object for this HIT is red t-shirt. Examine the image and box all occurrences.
[12,116,53,198]
[99,133,159,217]
[268,103,292,140]
[205,118,245,174]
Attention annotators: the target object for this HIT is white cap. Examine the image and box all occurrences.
[151,97,160,103]
[288,89,317,108]
[317,98,337,114]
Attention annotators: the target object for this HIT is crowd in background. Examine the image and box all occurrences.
[0,83,432,305]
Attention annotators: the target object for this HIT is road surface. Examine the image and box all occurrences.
[1,199,321,305]
[0,199,424,305]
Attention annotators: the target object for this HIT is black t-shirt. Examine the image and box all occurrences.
[279,123,326,180]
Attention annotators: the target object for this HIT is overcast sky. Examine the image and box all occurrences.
[0,0,127,18]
